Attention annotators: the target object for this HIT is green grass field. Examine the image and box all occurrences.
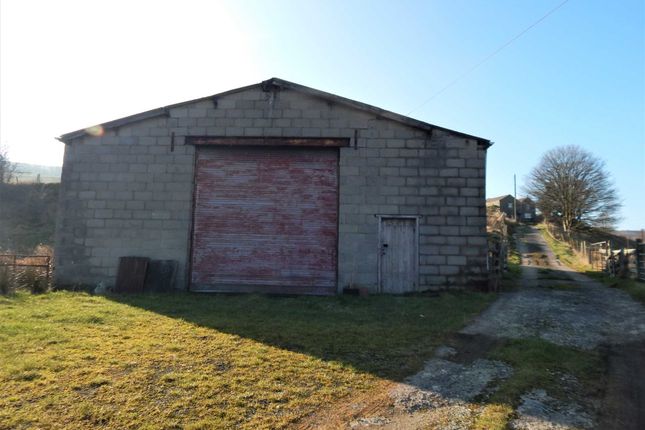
[0,291,494,429]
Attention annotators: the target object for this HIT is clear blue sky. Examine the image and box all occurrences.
[1,0,643,229]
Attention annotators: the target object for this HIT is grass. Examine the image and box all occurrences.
[472,403,514,430]
[0,290,495,429]
[488,338,603,403]
[537,224,591,272]
[471,337,604,430]
[585,271,645,305]
[537,224,645,305]
[500,222,523,290]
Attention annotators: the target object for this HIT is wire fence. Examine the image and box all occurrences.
[544,224,645,282]
[0,254,52,294]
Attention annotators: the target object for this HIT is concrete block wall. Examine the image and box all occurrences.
[54,129,195,288]
[337,127,487,290]
[55,85,487,291]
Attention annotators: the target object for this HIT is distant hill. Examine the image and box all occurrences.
[614,230,645,242]
[0,183,60,252]
[13,163,62,183]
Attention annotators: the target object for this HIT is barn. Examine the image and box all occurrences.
[54,78,491,295]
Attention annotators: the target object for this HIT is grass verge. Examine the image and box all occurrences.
[501,222,523,290]
[537,224,591,272]
[537,224,645,305]
[584,271,645,305]
[488,338,603,403]
[0,290,494,429]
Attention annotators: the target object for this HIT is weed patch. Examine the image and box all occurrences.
[487,338,603,405]
[472,403,514,430]
[585,272,645,305]
[501,223,522,290]
[468,338,603,429]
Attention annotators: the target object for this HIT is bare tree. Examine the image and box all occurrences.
[0,144,17,184]
[526,145,621,233]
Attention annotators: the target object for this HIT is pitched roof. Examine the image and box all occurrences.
[58,78,492,147]
[486,194,513,204]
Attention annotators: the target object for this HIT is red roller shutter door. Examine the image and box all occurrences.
[191,146,338,294]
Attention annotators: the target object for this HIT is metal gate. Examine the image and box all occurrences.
[190,145,339,294]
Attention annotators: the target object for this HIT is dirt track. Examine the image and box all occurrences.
[463,227,645,350]
[463,226,645,429]
[298,226,645,429]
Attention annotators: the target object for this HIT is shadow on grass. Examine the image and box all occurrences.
[108,291,495,382]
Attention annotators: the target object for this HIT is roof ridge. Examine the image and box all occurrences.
[58,77,491,147]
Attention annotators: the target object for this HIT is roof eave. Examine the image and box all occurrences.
[264,78,491,148]
[57,83,260,144]
[57,78,492,148]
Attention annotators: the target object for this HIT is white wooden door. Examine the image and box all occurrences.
[379,217,418,293]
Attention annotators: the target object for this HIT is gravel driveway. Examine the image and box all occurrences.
[462,227,645,349]
[343,226,645,430]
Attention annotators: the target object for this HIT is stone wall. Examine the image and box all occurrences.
[54,85,487,291]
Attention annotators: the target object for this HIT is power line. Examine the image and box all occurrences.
[406,0,571,116]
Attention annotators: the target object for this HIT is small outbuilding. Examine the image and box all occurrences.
[517,197,537,222]
[486,195,537,223]
[486,195,516,218]
[55,78,491,294]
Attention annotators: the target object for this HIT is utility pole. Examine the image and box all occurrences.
[513,174,517,221]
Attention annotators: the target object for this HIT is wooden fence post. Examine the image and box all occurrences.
[618,249,627,278]
[46,256,50,287]
[636,240,644,282]
[583,240,587,263]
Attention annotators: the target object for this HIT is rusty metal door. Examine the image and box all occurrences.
[379,217,418,293]
[191,146,338,294]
